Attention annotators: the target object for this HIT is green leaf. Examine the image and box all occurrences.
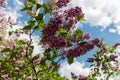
[68,59,74,65]
[17,40,26,45]
[57,28,67,37]
[36,3,42,9]
[38,20,45,27]
[59,28,67,33]
[23,25,32,30]
[92,78,97,80]
[80,14,86,22]
[35,13,43,21]
[10,52,16,59]
[23,20,36,30]
[76,14,86,22]
[28,46,34,55]
[21,6,32,11]
[28,20,36,26]
[28,0,37,4]
[16,47,23,53]
[79,42,87,46]
[1,48,11,52]
[75,14,86,22]
[9,31,13,36]
[74,29,83,38]
[67,40,72,47]
[52,50,59,59]
[34,20,44,30]
[32,54,39,61]
[42,4,52,13]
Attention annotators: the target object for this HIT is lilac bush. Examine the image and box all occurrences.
[0,0,120,80]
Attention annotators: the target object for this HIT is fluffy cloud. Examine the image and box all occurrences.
[59,61,90,80]
[1,0,23,22]
[67,0,120,33]
[109,25,120,35]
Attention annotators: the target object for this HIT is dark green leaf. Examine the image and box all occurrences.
[79,42,87,46]
[28,0,37,4]
[21,6,32,11]
[9,31,13,36]
[28,20,36,27]
[10,52,16,59]
[68,59,74,64]
[23,25,32,30]
[35,13,43,21]
[1,48,11,52]
[36,3,42,9]
[42,4,49,13]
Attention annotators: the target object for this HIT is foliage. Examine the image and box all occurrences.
[0,0,120,80]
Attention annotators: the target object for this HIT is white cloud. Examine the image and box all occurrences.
[109,25,120,35]
[59,61,90,80]
[109,28,116,33]
[67,0,120,33]
[1,0,23,23]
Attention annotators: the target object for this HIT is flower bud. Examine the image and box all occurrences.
[27,76,32,80]
[79,75,87,80]
[114,42,120,47]
[83,33,91,40]
[33,58,41,65]
[86,58,94,62]
[109,54,118,61]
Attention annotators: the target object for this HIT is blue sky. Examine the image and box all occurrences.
[2,0,120,79]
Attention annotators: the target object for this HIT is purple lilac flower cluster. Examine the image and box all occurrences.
[98,46,107,53]
[42,15,69,49]
[41,16,68,49]
[83,33,91,40]
[71,72,87,80]
[65,7,83,18]
[63,18,77,31]
[41,5,83,49]
[63,7,83,30]
[109,54,118,61]
[56,0,70,8]
[48,36,67,49]
[67,38,99,59]
[0,0,6,8]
